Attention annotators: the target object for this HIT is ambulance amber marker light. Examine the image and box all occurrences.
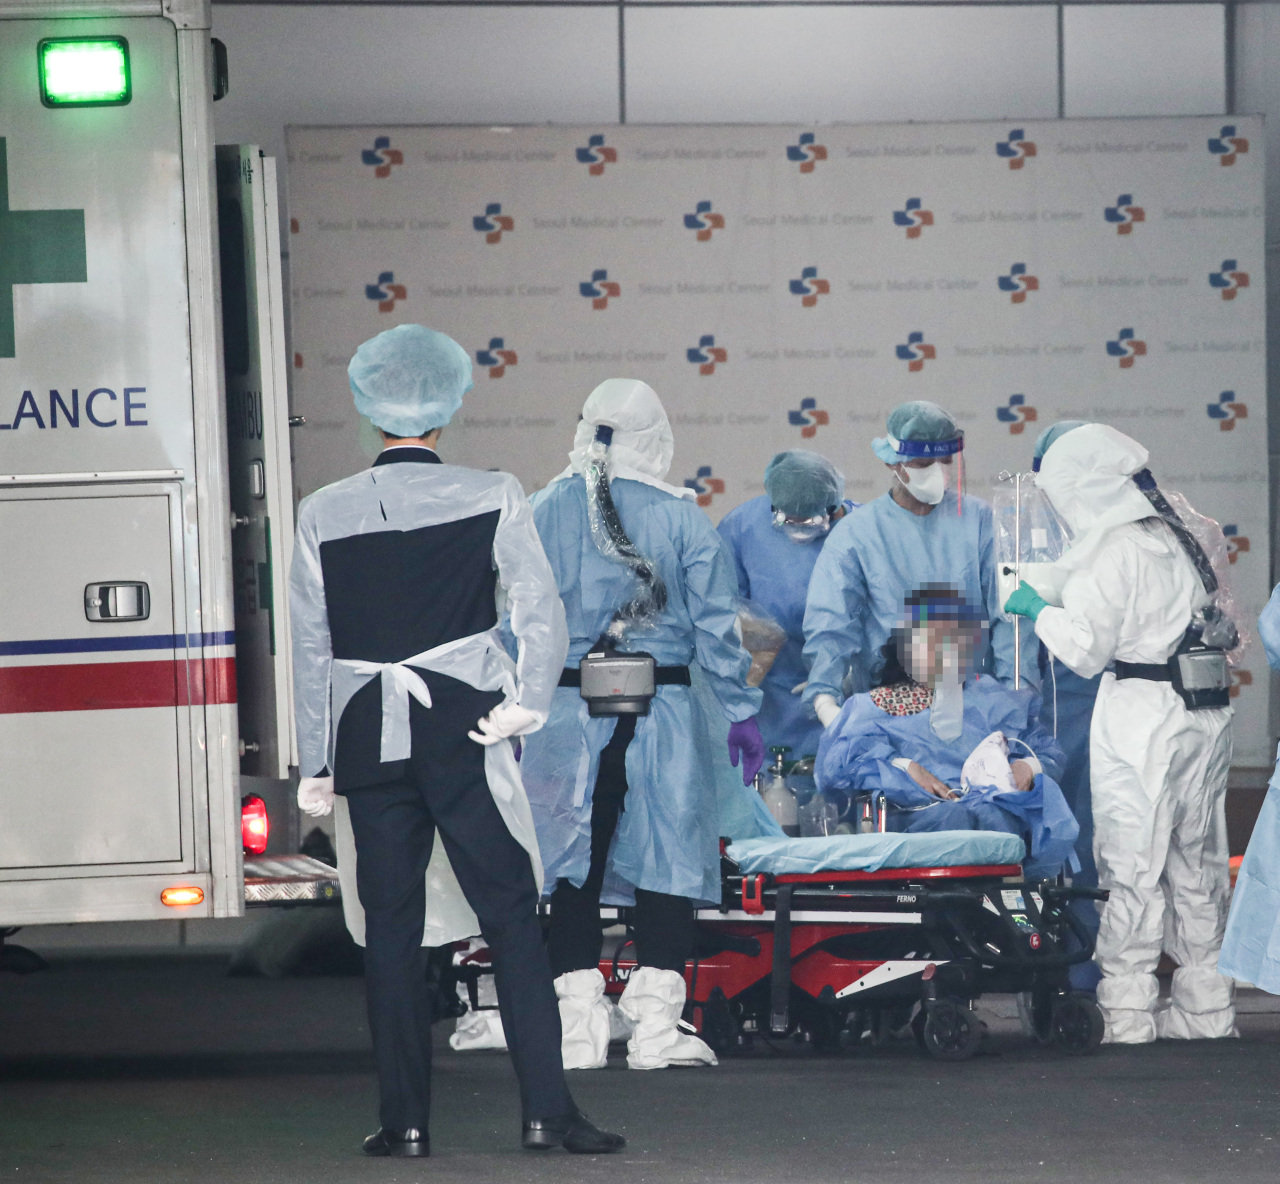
[39,37,131,107]
[161,886,204,907]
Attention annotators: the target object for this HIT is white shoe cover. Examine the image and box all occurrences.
[1156,968,1238,1039]
[1098,1006,1157,1045]
[449,975,507,1051]
[607,998,634,1044]
[555,969,611,1070]
[618,966,718,1070]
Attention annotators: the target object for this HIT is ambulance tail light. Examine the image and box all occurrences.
[161,886,204,908]
[241,795,269,855]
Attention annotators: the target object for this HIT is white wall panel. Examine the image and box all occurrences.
[1063,4,1224,118]
[625,6,1058,125]
[211,4,620,162]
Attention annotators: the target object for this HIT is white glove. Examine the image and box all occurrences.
[814,693,841,729]
[468,702,541,747]
[297,775,335,818]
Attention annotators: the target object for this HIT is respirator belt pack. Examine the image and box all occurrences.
[566,421,691,717]
[1111,471,1237,710]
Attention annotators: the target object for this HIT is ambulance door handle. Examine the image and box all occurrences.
[85,583,151,622]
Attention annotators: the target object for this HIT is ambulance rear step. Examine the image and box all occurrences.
[242,855,340,906]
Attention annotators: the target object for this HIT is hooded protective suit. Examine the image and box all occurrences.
[518,379,762,1071]
[1218,584,1280,993]
[1030,424,1235,1043]
[522,380,761,902]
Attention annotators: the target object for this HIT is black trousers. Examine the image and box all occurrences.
[343,689,573,1131]
[547,715,696,977]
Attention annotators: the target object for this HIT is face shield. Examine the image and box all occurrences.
[771,507,832,544]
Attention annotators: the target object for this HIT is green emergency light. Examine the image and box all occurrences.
[38,37,131,107]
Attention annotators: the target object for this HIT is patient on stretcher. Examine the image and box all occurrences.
[814,587,1078,878]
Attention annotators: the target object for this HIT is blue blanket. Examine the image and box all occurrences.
[726,830,1027,876]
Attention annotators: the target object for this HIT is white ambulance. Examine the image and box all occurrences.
[0,0,332,954]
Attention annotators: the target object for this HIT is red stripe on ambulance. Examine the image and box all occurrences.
[0,658,237,713]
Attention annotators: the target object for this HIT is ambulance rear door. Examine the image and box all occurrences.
[217,144,296,782]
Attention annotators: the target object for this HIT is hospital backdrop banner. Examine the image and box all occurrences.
[285,118,1269,762]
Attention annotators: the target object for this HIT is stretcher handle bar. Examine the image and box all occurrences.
[734,880,984,906]
[769,884,794,1035]
[941,903,1097,971]
[1039,883,1110,903]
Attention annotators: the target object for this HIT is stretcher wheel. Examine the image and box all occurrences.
[921,1001,983,1062]
[1049,996,1105,1054]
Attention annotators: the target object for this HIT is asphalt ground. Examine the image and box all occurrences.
[2,954,1279,1184]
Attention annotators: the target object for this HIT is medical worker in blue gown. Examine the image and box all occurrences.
[1032,421,1104,992]
[803,401,1027,735]
[814,587,1076,880]
[1220,585,1280,993]
[518,378,764,1073]
[717,450,854,760]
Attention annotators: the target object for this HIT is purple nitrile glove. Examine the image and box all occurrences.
[727,717,766,787]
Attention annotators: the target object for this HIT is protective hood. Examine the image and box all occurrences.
[1031,424,1157,601]
[552,378,694,500]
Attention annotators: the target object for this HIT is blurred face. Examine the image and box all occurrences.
[898,621,983,687]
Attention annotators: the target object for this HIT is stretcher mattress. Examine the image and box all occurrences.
[725,831,1026,876]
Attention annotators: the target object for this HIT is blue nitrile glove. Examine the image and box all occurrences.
[1004,580,1049,622]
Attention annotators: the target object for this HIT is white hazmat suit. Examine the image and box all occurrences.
[1029,425,1235,1044]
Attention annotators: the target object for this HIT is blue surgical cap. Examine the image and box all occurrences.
[348,324,473,438]
[1032,419,1089,471]
[872,400,962,464]
[763,450,845,518]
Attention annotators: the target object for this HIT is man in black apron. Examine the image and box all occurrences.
[290,324,624,1156]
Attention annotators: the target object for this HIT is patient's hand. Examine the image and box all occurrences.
[1010,760,1035,791]
[905,761,958,801]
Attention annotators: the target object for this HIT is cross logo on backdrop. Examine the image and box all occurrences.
[896,331,936,372]
[789,266,829,307]
[893,197,933,239]
[1207,391,1247,430]
[575,134,617,176]
[1208,125,1249,166]
[686,334,727,375]
[1209,260,1250,300]
[473,203,514,244]
[364,271,406,313]
[998,263,1038,303]
[788,397,829,438]
[361,136,403,178]
[1104,194,1145,234]
[996,394,1037,434]
[995,128,1037,169]
[786,132,827,173]
[579,269,620,310]
[476,337,518,378]
[1106,328,1146,367]
[684,465,725,508]
[684,200,725,242]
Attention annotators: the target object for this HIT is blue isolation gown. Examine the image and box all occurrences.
[814,676,1077,878]
[717,494,854,760]
[515,476,762,906]
[1219,584,1280,991]
[802,489,1031,705]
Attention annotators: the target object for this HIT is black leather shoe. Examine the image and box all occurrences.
[523,1109,625,1154]
[362,1128,430,1157]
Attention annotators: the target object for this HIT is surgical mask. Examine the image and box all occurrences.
[896,462,947,506]
[772,509,831,544]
